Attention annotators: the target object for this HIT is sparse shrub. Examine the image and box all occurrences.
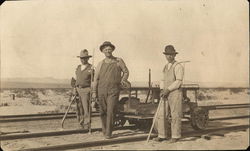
[214,88,228,92]
[53,88,70,95]
[0,103,9,107]
[197,91,217,101]
[24,89,32,95]
[229,88,244,94]
[38,110,60,114]
[30,99,42,105]
[14,89,38,98]
[247,89,250,95]
[30,92,42,105]
[16,93,23,98]
[40,89,47,95]
[197,92,206,100]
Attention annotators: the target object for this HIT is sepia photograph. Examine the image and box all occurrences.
[0,0,249,150]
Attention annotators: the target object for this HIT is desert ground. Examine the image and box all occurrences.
[0,88,249,150]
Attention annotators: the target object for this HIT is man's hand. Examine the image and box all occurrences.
[120,80,131,89]
[71,77,76,88]
[71,88,77,96]
[160,89,170,98]
[92,92,97,99]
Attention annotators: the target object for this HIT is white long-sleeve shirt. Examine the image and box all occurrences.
[160,62,184,91]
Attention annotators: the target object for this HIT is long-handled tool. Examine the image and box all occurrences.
[145,69,152,103]
[146,97,164,143]
[88,49,95,134]
[88,97,93,134]
[61,93,77,129]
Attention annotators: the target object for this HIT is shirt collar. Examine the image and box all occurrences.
[167,60,176,66]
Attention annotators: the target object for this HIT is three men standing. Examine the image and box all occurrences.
[153,45,184,143]
[92,41,129,139]
[72,43,183,142]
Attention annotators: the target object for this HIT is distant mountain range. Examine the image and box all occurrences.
[0,77,249,89]
[1,77,71,89]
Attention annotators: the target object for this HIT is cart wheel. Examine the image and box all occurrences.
[114,117,126,127]
[191,107,209,130]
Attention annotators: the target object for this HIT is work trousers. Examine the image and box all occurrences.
[98,88,119,137]
[156,89,183,139]
[76,87,91,125]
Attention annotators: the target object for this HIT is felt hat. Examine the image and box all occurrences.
[163,45,178,55]
[77,49,92,58]
[99,41,115,51]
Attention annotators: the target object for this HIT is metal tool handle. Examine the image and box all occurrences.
[89,49,96,134]
[145,69,152,103]
[61,94,76,129]
[146,98,164,142]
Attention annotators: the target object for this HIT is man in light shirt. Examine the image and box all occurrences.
[73,49,93,128]
[153,45,184,143]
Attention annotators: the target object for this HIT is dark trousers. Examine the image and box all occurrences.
[98,88,119,137]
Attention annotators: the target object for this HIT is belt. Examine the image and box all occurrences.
[76,85,90,89]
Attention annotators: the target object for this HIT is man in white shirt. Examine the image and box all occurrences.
[153,45,184,143]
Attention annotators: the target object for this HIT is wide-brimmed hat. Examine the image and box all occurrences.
[99,41,115,51]
[77,49,92,58]
[163,45,178,55]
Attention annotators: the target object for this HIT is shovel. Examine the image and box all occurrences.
[146,98,164,143]
[61,94,77,129]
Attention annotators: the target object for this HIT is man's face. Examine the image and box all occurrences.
[80,57,89,64]
[165,54,176,63]
[102,46,114,57]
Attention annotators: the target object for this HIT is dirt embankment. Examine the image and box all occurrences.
[0,88,249,115]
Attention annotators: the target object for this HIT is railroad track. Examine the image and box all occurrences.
[204,103,250,110]
[16,124,249,151]
[0,126,134,141]
[0,112,100,123]
[0,112,99,118]
[1,115,249,141]
[1,103,249,123]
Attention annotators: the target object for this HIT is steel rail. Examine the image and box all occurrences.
[205,103,250,107]
[209,115,250,121]
[0,104,248,123]
[200,103,250,108]
[0,111,99,118]
[19,124,249,151]
[208,105,250,110]
[0,128,101,141]
[1,115,249,141]
[0,126,134,141]
[0,103,248,119]
[1,104,249,123]
[0,113,100,123]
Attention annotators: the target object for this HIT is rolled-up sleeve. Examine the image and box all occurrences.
[118,58,129,81]
[167,63,184,91]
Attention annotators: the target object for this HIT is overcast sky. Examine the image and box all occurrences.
[1,0,249,85]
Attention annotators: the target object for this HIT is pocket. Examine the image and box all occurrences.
[82,87,91,93]
[109,88,119,95]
